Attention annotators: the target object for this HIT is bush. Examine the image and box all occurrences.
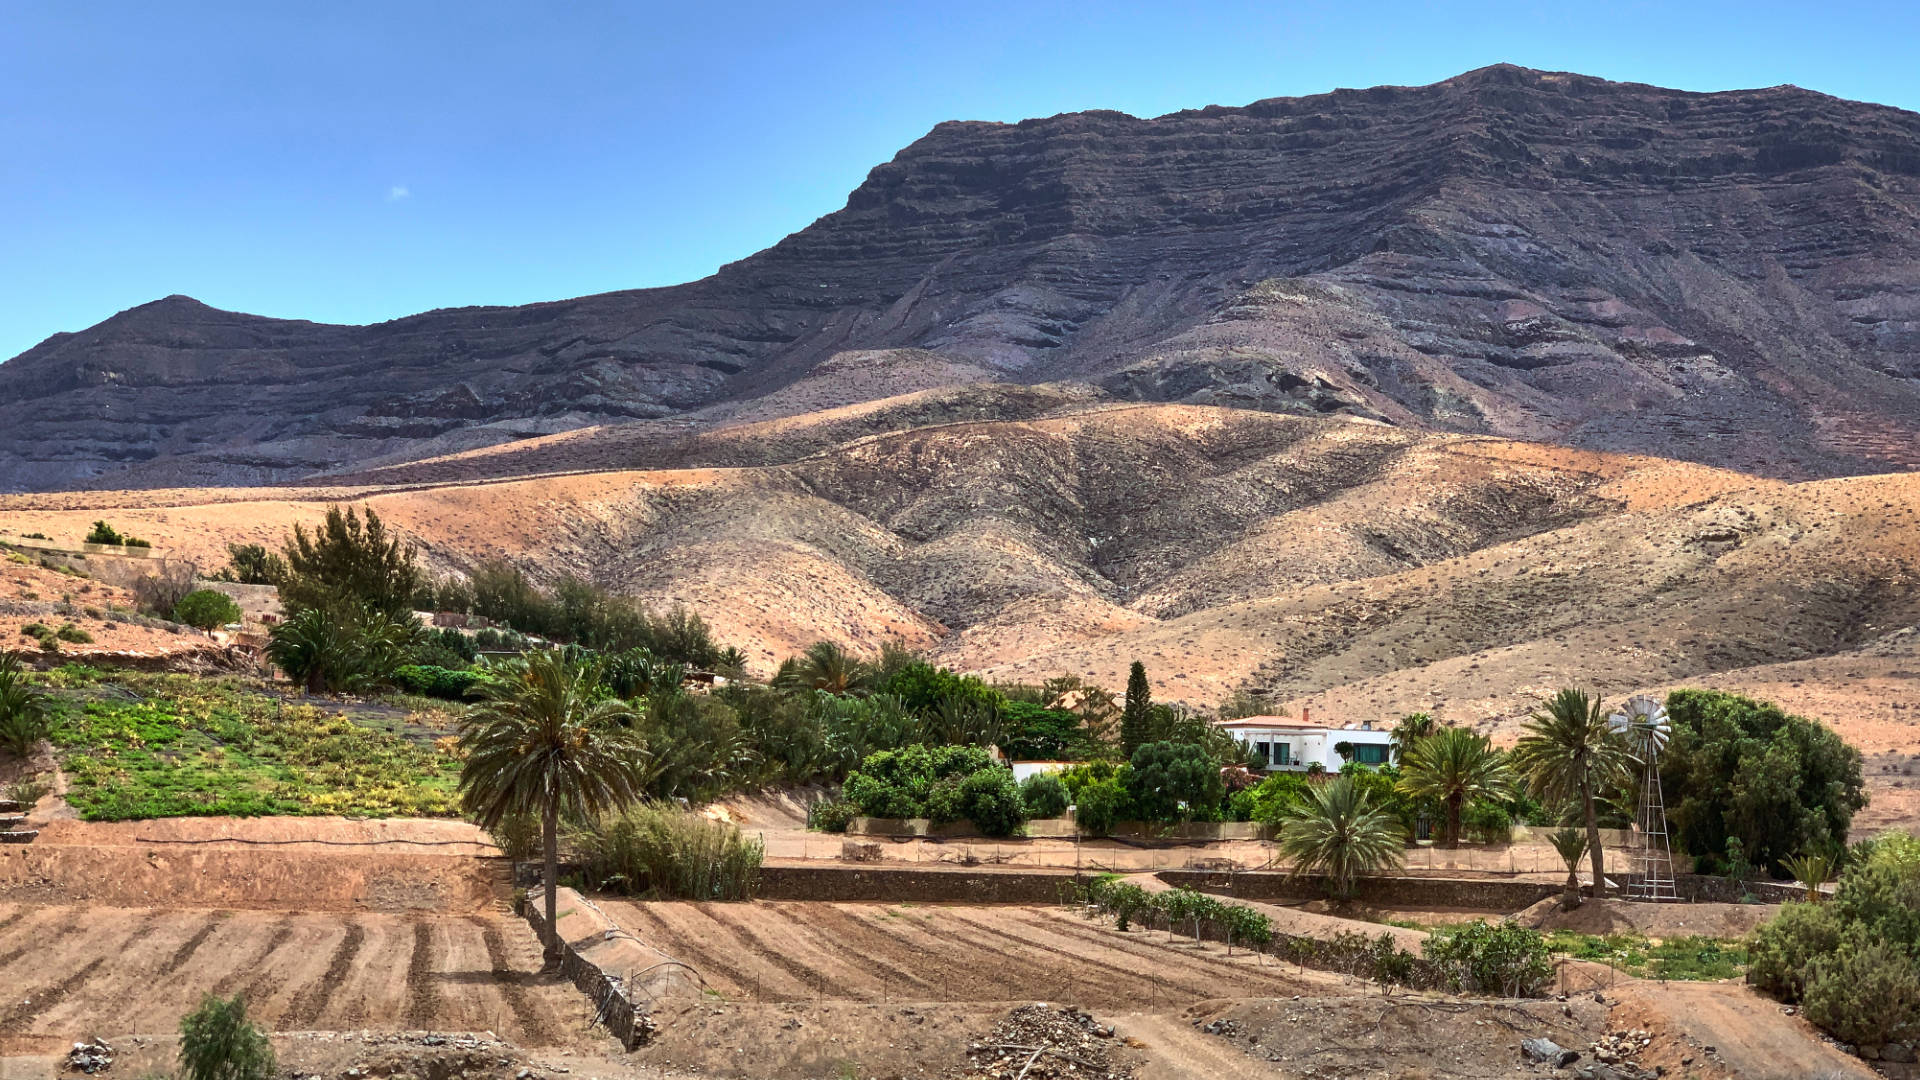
[1126,740,1225,823]
[842,744,997,819]
[1074,774,1131,836]
[569,802,764,900]
[173,590,243,630]
[1801,939,1920,1046]
[958,767,1025,837]
[178,993,275,1080]
[1246,772,1313,823]
[390,664,483,701]
[84,521,124,546]
[54,623,92,644]
[807,798,861,833]
[1422,920,1553,997]
[486,813,540,862]
[1461,799,1513,844]
[219,543,286,585]
[1020,773,1070,818]
[131,562,200,619]
[0,653,51,757]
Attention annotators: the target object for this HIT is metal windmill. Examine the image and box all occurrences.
[1608,696,1678,902]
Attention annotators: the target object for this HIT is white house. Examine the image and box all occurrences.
[1212,709,1394,771]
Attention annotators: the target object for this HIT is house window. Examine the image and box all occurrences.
[1352,744,1388,765]
[1252,741,1272,766]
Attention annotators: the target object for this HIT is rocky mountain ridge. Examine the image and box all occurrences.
[5,64,1920,490]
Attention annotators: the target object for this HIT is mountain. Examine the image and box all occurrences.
[5,63,1920,491]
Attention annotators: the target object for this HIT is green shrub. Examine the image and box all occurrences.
[390,664,482,701]
[173,590,243,630]
[84,521,125,546]
[1461,798,1513,844]
[486,813,540,862]
[1801,939,1920,1046]
[0,653,51,757]
[842,744,997,819]
[1422,920,1553,997]
[957,767,1025,836]
[1074,774,1131,835]
[1020,773,1070,818]
[178,993,275,1080]
[1246,772,1313,823]
[1126,740,1225,823]
[569,802,763,900]
[53,624,91,644]
[807,798,861,833]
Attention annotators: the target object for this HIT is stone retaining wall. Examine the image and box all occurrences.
[1159,868,1561,910]
[757,863,1081,903]
[522,889,653,1050]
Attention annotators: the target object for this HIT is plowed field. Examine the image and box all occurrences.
[595,900,1316,1009]
[0,904,592,1053]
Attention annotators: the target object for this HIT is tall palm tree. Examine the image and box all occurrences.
[1548,827,1590,911]
[457,651,645,967]
[1511,689,1633,898]
[1389,712,1439,762]
[1277,776,1406,901]
[1396,726,1513,848]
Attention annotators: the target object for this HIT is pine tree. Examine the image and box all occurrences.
[1122,661,1152,757]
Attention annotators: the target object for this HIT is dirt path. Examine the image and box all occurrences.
[1122,1012,1283,1079]
[1626,983,1874,1080]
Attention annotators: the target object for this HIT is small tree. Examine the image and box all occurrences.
[1511,689,1631,898]
[221,543,286,585]
[1121,661,1152,757]
[1396,727,1513,848]
[84,521,124,546]
[1784,850,1838,902]
[1548,827,1590,911]
[178,993,275,1080]
[1277,775,1406,900]
[173,589,243,630]
[1389,712,1438,762]
[280,505,422,620]
[1126,741,1224,823]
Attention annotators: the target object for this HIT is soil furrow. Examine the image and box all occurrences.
[158,913,228,976]
[0,909,72,969]
[282,921,363,1031]
[1019,910,1305,992]
[403,919,441,1028]
[0,956,107,1030]
[690,903,841,999]
[840,905,1169,1004]
[217,915,295,1002]
[471,915,550,1044]
[610,902,770,1000]
[790,905,948,997]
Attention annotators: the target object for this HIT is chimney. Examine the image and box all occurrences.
[1302,705,1310,726]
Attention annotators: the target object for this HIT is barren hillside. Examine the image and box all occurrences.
[7,65,1920,489]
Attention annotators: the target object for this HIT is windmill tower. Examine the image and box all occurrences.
[1609,696,1678,902]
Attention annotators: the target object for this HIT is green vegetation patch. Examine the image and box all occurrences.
[46,671,460,820]
[1542,930,1747,981]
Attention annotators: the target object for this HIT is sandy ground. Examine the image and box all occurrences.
[0,555,214,658]
[1514,896,1780,938]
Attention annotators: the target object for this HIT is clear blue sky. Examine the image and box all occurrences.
[6,0,1919,362]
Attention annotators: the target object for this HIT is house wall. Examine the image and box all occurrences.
[1236,727,1393,772]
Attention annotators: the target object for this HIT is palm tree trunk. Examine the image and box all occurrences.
[1446,793,1462,849]
[542,798,561,970]
[1582,775,1606,899]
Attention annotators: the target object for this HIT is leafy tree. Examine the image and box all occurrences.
[956,767,1025,837]
[1125,740,1224,823]
[879,660,1000,719]
[1396,727,1513,848]
[1073,774,1131,836]
[1244,772,1313,824]
[1121,661,1152,757]
[1333,740,1355,763]
[1389,712,1438,762]
[178,993,275,1080]
[173,589,243,630]
[280,505,422,620]
[219,543,285,585]
[842,745,996,819]
[1660,689,1866,876]
[84,521,125,546]
[1547,827,1590,911]
[457,652,646,966]
[0,652,50,758]
[1422,920,1553,997]
[1511,689,1632,898]
[1277,775,1405,900]
[999,701,1095,761]
[1019,772,1070,818]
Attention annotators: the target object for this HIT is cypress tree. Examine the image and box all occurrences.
[1122,661,1152,756]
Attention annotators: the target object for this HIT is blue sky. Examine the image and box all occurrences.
[5,0,1919,362]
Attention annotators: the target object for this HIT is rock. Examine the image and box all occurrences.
[1888,1043,1918,1064]
[1521,1037,1579,1067]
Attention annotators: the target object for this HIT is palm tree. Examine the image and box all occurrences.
[1511,689,1633,898]
[781,641,873,695]
[1784,850,1837,902]
[1548,827,1590,911]
[457,651,646,967]
[1277,776,1406,901]
[1396,727,1513,848]
[0,651,50,758]
[1389,712,1438,762]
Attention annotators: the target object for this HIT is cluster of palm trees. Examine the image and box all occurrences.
[1278,688,1637,903]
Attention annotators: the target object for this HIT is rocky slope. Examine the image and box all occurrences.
[6,64,1920,490]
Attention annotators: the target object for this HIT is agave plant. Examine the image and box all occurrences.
[1277,775,1406,901]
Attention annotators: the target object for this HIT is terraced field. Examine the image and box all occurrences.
[0,904,592,1053]
[596,900,1315,1010]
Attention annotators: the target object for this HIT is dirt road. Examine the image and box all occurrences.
[1626,983,1874,1080]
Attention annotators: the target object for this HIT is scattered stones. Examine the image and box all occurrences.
[1520,1036,1579,1067]
[963,1003,1129,1078]
[1198,1018,1242,1038]
[65,1038,114,1074]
